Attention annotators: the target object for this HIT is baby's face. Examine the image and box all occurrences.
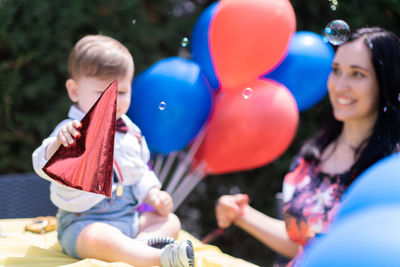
[72,70,133,119]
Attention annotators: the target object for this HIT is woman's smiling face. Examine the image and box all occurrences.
[327,37,379,125]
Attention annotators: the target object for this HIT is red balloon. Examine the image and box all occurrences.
[196,79,298,174]
[210,0,296,88]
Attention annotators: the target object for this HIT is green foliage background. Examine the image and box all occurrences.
[1,0,400,265]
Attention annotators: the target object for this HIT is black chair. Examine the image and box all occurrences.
[0,172,57,218]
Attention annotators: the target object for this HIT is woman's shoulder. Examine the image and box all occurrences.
[288,156,304,172]
[283,156,312,187]
[284,154,349,186]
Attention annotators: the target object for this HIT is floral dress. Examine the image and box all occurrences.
[282,157,349,265]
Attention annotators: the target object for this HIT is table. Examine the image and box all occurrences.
[0,218,259,267]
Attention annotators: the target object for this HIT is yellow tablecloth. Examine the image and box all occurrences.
[0,218,258,267]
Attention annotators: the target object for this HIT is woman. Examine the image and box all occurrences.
[215,27,400,263]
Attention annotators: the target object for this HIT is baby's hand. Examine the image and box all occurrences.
[144,187,173,217]
[57,120,81,147]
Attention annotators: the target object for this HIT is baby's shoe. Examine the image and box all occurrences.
[147,236,177,249]
[160,240,194,267]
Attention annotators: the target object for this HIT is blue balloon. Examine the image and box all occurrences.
[190,2,220,90]
[334,152,400,222]
[264,31,334,111]
[300,205,400,267]
[127,57,213,154]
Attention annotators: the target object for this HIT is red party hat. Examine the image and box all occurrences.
[43,80,118,197]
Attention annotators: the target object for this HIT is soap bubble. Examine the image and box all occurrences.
[242,87,253,99]
[159,101,167,110]
[181,37,189,47]
[329,0,338,11]
[323,20,351,45]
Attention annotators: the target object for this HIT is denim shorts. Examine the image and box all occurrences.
[57,185,139,259]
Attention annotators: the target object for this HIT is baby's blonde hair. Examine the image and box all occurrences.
[68,35,134,80]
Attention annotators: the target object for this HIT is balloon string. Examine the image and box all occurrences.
[173,161,206,195]
[158,151,178,184]
[166,125,207,194]
[201,228,225,244]
[172,162,206,210]
[153,154,164,176]
[171,171,195,204]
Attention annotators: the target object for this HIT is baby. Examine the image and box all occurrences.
[32,34,194,267]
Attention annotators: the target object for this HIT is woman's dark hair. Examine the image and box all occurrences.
[300,27,400,185]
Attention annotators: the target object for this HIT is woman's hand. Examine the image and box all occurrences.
[215,194,249,228]
[217,193,300,258]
